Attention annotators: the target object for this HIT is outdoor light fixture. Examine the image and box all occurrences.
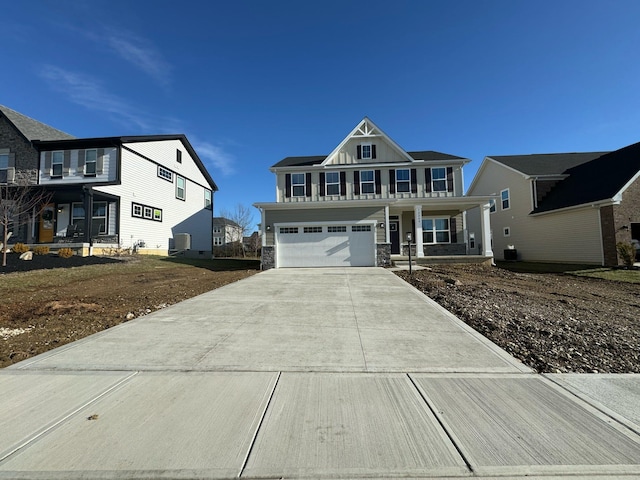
[266,225,272,232]
[379,222,385,229]
[406,232,412,242]
[406,232,413,274]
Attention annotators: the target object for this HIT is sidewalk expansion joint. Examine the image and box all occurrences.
[406,373,475,475]
[238,370,281,478]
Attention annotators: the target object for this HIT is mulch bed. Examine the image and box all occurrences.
[0,253,123,274]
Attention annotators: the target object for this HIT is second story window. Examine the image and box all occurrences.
[158,166,173,182]
[489,198,496,213]
[501,189,510,210]
[360,170,375,194]
[357,143,376,160]
[176,175,186,200]
[0,152,9,184]
[52,151,64,177]
[291,173,306,196]
[204,190,212,209]
[325,172,340,195]
[396,169,410,193]
[431,167,447,192]
[84,149,97,176]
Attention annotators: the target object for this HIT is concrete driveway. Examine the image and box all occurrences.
[2,267,640,479]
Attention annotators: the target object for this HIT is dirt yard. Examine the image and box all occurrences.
[396,264,640,373]
[0,254,259,368]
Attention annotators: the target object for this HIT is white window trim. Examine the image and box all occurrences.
[213,237,224,246]
[52,151,64,177]
[396,169,410,193]
[421,216,451,244]
[361,143,372,159]
[291,173,306,197]
[489,198,496,214]
[84,149,97,176]
[176,175,186,200]
[325,172,340,196]
[431,167,448,192]
[501,188,511,211]
[204,190,212,209]
[360,169,375,194]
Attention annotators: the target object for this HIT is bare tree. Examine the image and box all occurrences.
[218,204,256,258]
[1,181,52,267]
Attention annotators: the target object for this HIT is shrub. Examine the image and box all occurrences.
[33,246,50,255]
[616,242,636,268]
[11,243,29,254]
[57,247,74,259]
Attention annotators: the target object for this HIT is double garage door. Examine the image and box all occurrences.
[276,223,376,268]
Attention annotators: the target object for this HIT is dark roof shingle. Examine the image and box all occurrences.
[271,151,464,168]
[490,152,609,176]
[0,105,75,141]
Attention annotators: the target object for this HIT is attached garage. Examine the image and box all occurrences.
[276,223,376,267]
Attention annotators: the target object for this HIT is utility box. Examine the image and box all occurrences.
[504,248,518,261]
[174,233,191,251]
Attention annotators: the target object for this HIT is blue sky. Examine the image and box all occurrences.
[2,1,640,228]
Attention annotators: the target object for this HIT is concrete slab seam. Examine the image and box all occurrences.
[406,373,475,475]
[542,374,640,438]
[346,273,369,372]
[0,372,139,465]
[238,371,281,478]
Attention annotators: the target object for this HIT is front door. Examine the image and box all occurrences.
[38,204,55,243]
[390,221,400,254]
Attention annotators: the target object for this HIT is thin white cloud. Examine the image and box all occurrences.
[101,29,172,89]
[40,65,155,130]
[189,138,236,176]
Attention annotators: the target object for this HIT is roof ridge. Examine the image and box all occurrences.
[0,104,76,141]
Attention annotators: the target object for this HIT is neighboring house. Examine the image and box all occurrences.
[1,105,217,256]
[466,142,640,266]
[212,217,243,251]
[254,117,494,269]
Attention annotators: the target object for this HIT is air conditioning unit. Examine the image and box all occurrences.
[174,233,191,251]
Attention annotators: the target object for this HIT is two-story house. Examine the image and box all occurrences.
[1,105,217,257]
[254,118,494,269]
[466,142,640,266]
[212,217,243,255]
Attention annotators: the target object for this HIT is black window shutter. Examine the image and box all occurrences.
[357,145,362,159]
[375,170,381,194]
[411,169,417,193]
[8,152,15,168]
[305,172,312,197]
[372,144,377,159]
[44,152,51,171]
[77,150,85,173]
[63,151,71,176]
[339,171,346,195]
[450,217,457,243]
[389,169,396,194]
[447,167,454,192]
[354,171,360,195]
[425,168,432,193]
[285,174,291,198]
[319,172,325,196]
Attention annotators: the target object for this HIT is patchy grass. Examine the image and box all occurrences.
[496,261,640,283]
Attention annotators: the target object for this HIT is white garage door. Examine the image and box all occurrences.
[276,224,376,268]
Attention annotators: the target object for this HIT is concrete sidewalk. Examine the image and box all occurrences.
[1,267,639,479]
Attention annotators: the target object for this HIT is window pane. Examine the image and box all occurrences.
[396,169,410,181]
[72,205,85,218]
[436,231,450,243]
[86,150,97,163]
[435,218,449,230]
[423,232,434,243]
[326,172,339,183]
[433,180,446,192]
[0,154,8,169]
[52,152,64,163]
[293,185,305,196]
[360,170,374,182]
[432,168,446,180]
[422,219,433,230]
[361,183,374,193]
[291,173,305,184]
[362,145,371,158]
[93,202,106,217]
[327,184,340,195]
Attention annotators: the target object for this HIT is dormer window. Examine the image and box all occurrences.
[52,151,64,177]
[357,143,376,160]
[84,149,97,176]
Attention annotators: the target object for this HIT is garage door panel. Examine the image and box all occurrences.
[277,226,374,268]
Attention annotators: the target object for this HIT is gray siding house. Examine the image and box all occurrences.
[254,118,494,269]
[466,142,640,266]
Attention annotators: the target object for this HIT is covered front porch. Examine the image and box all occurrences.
[381,197,494,261]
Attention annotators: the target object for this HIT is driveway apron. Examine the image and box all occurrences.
[2,267,639,479]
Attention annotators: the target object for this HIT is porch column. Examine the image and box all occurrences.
[481,202,493,257]
[414,205,424,257]
[384,205,390,244]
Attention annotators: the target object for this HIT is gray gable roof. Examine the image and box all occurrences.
[272,150,464,168]
[213,217,241,228]
[489,152,609,176]
[0,105,75,141]
[532,141,640,214]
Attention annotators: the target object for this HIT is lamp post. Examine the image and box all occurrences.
[406,231,413,274]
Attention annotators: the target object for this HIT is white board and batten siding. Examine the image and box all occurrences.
[96,139,213,252]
